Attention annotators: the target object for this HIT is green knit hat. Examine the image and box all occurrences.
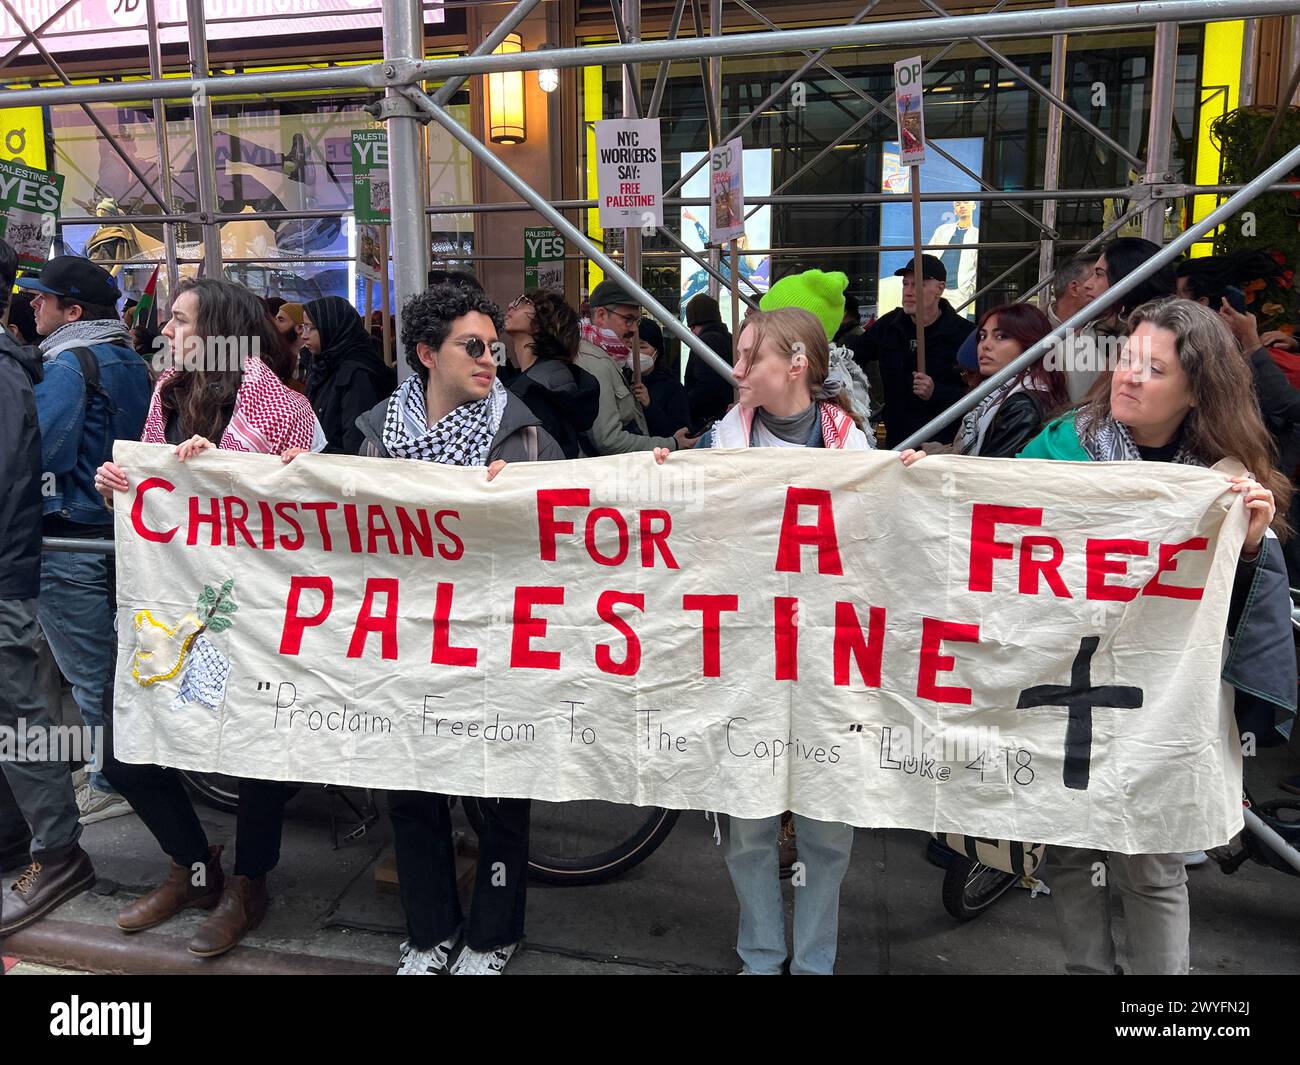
[759,269,848,340]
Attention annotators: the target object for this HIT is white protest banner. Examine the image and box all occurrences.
[894,56,926,167]
[595,118,663,229]
[112,442,1249,853]
[709,137,745,246]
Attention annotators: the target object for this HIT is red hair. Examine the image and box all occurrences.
[976,303,1069,413]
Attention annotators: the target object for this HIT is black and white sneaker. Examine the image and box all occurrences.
[396,931,459,975]
[449,941,519,975]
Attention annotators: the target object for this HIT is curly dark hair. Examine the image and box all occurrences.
[524,289,580,361]
[402,282,503,382]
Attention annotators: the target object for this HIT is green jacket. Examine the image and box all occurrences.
[1017,412,1295,714]
[1016,411,1089,461]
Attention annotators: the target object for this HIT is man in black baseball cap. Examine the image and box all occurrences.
[849,252,974,447]
[16,255,122,324]
[11,254,150,851]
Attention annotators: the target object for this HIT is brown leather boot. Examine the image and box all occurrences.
[0,847,95,935]
[188,874,268,958]
[117,845,225,933]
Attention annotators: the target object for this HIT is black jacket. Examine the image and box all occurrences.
[685,321,733,428]
[304,296,396,455]
[641,361,692,439]
[0,332,44,599]
[973,391,1047,459]
[1248,345,1300,475]
[850,301,973,448]
[502,358,600,460]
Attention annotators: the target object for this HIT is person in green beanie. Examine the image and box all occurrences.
[759,269,848,341]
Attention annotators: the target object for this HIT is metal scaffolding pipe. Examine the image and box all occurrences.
[431,0,542,107]
[146,0,180,296]
[898,140,1300,450]
[647,0,688,119]
[1141,21,1179,242]
[4,0,1293,110]
[186,0,222,277]
[1038,0,1068,286]
[384,0,431,375]
[402,85,736,385]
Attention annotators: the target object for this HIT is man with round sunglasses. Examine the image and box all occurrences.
[345,282,563,975]
[576,280,696,455]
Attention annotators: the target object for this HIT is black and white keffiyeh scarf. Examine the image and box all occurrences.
[1075,406,1206,467]
[955,376,1027,456]
[381,373,507,465]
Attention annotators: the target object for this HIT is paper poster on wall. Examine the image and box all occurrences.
[0,159,63,270]
[356,223,384,283]
[709,137,746,245]
[680,148,771,326]
[878,138,982,318]
[524,226,565,291]
[595,119,663,229]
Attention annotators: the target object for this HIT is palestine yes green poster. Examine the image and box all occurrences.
[351,129,389,225]
[0,160,64,270]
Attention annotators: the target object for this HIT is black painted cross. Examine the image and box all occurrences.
[1015,636,1144,791]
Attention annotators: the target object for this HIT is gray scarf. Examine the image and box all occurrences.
[40,318,133,360]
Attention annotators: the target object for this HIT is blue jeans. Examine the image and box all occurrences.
[725,814,854,975]
[38,549,116,792]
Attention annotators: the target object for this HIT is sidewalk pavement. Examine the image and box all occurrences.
[3,746,1298,975]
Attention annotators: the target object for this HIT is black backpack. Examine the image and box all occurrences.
[69,346,119,416]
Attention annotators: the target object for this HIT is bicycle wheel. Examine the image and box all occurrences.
[461,798,679,886]
[941,858,1018,920]
[179,770,241,813]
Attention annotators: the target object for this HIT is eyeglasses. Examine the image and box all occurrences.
[450,336,506,363]
[508,294,535,312]
[299,321,316,335]
[604,308,642,328]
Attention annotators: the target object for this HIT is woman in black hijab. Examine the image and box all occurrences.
[302,295,396,453]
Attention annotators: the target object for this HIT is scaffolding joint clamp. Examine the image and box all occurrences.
[365,95,430,122]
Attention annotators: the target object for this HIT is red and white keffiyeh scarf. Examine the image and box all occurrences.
[711,401,858,449]
[142,356,320,455]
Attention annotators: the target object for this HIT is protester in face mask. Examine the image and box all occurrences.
[634,318,691,440]
[576,279,696,455]
[652,307,884,975]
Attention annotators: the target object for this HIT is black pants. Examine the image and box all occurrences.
[102,702,296,879]
[388,791,529,952]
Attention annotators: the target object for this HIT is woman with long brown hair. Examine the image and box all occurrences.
[94,278,323,959]
[1015,297,1293,973]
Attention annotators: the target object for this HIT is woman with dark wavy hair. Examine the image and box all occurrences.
[950,303,1068,458]
[93,278,323,960]
[500,289,599,458]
